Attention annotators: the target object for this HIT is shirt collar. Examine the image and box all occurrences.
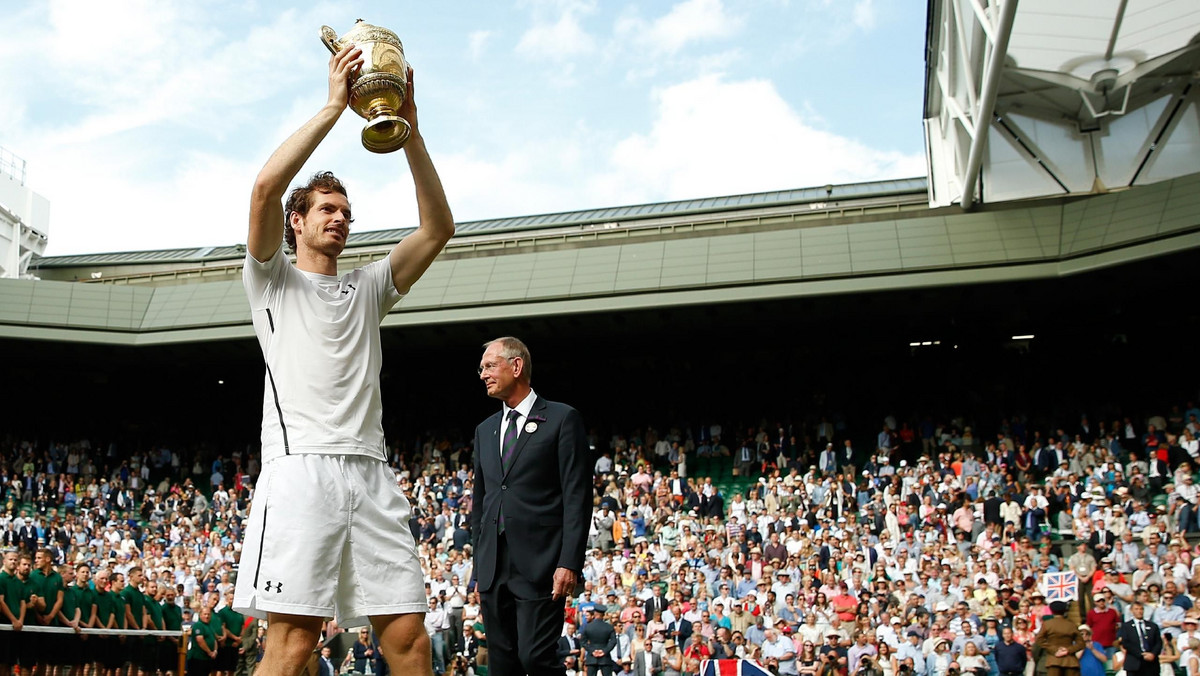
[503,389,537,421]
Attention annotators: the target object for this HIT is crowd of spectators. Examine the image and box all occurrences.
[4,400,1200,676]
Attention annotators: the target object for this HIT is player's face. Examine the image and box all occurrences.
[17,558,31,577]
[2,553,15,573]
[296,191,351,256]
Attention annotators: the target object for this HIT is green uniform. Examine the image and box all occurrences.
[142,593,166,670]
[162,600,185,671]
[217,606,245,647]
[204,611,225,645]
[145,594,165,631]
[188,619,218,660]
[0,570,26,623]
[120,584,145,628]
[162,601,183,631]
[94,593,118,629]
[30,569,65,624]
[61,585,80,625]
[76,584,98,626]
[111,590,127,629]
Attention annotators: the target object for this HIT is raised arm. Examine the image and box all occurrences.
[248,44,363,263]
[387,69,455,295]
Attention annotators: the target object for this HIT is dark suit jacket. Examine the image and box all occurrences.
[557,633,581,661]
[581,618,617,666]
[471,395,591,593]
[1089,530,1115,555]
[1118,618,1163,671]
[644,595,668,620]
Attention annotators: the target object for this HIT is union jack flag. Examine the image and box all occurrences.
[699,660,773,676]
[1041,571,1078,602]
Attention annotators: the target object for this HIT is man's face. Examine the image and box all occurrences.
[17,558,31,578]
[479,343,520,401]
[35,551,50,569]
[295,190,351,256]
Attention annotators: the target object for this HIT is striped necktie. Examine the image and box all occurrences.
[498,409,521,535]
[501,409,521,472]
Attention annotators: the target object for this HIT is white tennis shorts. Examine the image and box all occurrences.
[233,454,426,627]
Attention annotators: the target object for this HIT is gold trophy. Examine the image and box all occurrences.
[320,20,411,153]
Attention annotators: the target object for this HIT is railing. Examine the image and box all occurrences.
[0,145,27,185]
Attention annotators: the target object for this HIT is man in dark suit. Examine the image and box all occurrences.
[472,337,592,676]
[557,622,582,663]
[1088,520,1115,561]
[644,587,668,621]
[1118,602,1163,676]
[316,646,337,676]
[581,606,618,676]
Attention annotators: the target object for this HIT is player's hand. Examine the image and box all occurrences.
[398,66,418,136]
[552,567,578,600]
[328,43,364,110]
[11,620,21,631]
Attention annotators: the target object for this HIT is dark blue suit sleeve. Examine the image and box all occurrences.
[556,406,592,574]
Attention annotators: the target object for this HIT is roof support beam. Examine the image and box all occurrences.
[960,0,1019,210]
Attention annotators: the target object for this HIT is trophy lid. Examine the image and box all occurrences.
[321,19,403,53]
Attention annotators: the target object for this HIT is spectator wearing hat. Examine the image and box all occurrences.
[1086,592,1121,657]
[1034,602,1085,676]
[898,631,927,675]
[662,641,682,676]
[582,605,618,676]
[925,638,953,676]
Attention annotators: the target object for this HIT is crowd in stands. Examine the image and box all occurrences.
[4,400,1200,676]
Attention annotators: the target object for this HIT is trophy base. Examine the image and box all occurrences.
[362,116,412,154]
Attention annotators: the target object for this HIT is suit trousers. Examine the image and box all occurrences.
[1046,667,1079,676]
[482,533,567,676]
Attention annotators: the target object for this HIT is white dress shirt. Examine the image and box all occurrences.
[501,389,538,457]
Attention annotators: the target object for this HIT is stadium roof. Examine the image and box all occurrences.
[30,177,928,268]
[924,0,1200,208]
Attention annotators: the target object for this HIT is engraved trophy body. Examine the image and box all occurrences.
[320,20,411,153]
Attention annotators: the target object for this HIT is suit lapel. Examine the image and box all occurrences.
[502,396,545,479]
[484,411,503,478]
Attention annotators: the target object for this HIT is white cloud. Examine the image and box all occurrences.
[7,3,345,255]
[346,73,923,236]
[468,30,493,61]
[852,0,877,31]
[603,75,923,200]
[516,13,597,59]
[615,0,743,56]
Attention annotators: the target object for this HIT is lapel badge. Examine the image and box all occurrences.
[525,421,539,434]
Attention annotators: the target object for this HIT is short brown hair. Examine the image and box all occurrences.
[284,171,348,252]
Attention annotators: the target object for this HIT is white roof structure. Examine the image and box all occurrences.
[924,0,1200,208]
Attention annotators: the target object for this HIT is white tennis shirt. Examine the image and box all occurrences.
[243,244,403,464]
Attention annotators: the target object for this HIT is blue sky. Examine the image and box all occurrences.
[0,0,928,256]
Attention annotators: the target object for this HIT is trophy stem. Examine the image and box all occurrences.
[362,113,412,154]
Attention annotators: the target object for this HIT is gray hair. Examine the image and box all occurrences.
[483,336,532,382]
